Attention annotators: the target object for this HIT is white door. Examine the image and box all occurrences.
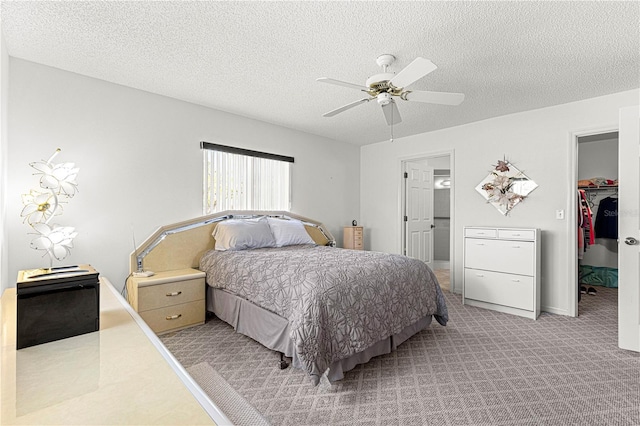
[404,161,434,268]
[618,105,640,352]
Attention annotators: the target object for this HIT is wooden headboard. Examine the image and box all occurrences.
[129,210,335,274]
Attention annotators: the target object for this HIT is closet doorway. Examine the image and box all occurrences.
[577,132,619,315]
[400,151,454,293]
[572,107,640,352]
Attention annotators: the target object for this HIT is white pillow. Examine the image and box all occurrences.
[212,217,276,251]
[267,217,316,247]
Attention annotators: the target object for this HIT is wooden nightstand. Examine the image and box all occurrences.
[343,226,364,250]
[126,268,206,334]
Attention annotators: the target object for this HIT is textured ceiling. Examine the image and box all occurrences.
[1,1,639,146]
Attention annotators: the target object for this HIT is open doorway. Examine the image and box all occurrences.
[400,151,454,293]
[571,108,639,351]
[577,132,619,315]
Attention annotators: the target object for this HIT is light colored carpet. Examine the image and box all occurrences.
[186,361,270,426]
[163,287,640,425]
[434,268,450,291]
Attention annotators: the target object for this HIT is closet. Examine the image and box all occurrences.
[577,132,619,307]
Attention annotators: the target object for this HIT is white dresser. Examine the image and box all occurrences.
[463,226,540,320]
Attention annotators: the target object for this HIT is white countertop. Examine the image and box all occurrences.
[0,277,229,425]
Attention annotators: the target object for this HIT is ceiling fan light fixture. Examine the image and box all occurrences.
[377,92,392,106]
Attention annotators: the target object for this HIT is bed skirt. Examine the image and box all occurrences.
[207,286,433,383]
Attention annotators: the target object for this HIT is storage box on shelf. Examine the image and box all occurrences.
[463,227,540,320]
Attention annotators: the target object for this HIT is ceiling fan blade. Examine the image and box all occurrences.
[381,100,402,126]
[323,98,372,117]
[389,57,437,89]
[403,90,465,105]
[317,77,369,92]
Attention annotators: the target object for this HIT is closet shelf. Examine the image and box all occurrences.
[578,185,618,190]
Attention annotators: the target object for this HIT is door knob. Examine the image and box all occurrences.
[624,237,639,246]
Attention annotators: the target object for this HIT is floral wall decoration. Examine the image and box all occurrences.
[475,157,538,215]
[21,148,79,268]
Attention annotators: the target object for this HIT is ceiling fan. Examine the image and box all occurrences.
[317,54,465,126]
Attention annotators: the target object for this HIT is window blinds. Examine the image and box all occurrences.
[201,142,292,214]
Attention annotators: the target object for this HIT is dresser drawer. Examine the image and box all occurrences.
[464,228,497,238]
[498,229,535,240]
[138,278,205,312]
[464,269,534,311]
[139,300,205,334]
[465,239,534,276]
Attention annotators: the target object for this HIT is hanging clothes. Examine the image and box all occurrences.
[579,190,595,249]
[578,190,585,259]
[594,196,618,239]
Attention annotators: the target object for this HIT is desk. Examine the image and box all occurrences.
[1,277,229,425]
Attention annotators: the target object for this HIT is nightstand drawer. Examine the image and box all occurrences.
[138,278,205,311]
[140,300,205,334]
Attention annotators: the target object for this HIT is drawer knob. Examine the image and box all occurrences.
[166,291,182,297]
[166,314,182,320]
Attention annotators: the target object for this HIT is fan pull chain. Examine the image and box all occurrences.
[390,102,394,142]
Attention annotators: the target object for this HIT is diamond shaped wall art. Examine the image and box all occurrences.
[476,159,538,215]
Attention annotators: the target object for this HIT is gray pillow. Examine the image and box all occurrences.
[212,217,276,251]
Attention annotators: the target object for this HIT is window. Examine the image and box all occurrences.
[201,142,293,214]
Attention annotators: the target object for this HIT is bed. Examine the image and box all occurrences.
[130,211,448,385]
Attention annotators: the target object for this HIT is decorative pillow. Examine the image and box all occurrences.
[267,217,316,247]
[212,217,276,251]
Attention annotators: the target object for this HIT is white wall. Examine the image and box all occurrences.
[0,26,9,294]
[361,89,639,316]
[4,59,360,293]
[578,137,619,181]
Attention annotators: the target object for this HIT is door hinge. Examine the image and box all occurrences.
[404,215,408,222]
[404,172,408,178]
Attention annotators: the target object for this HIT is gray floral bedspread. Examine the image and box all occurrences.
[200,245,448,383]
